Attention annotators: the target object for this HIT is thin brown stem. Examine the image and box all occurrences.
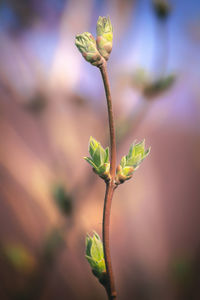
[99,62,116,178]
[99,61,117,299]
[103,183,116,299]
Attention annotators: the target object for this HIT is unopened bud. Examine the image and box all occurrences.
[75,32,104,67]
[96,16,113,61]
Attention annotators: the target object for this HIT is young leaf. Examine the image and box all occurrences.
[99,145,106,165]
[127,142,135,159]
[120,156,127,168]
[93,146,101,167]
[91,235,103,261]
[86,235,93,257]
[84,157,96,168]
[104,147,109,163]
[89,136,98,157]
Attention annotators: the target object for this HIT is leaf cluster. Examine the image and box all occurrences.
[84,137,110,181]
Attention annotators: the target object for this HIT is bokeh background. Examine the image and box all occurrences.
[0,0,200,299]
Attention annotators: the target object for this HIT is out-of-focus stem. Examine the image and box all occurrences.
[154,18,169,79]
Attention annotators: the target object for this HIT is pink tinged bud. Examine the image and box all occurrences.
[96,36,112,61]
[75,32,104,67]
[96,16,113,61]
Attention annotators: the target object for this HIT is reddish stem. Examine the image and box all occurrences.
[99,61,117,299]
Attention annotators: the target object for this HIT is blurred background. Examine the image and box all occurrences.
[0,0,200,299]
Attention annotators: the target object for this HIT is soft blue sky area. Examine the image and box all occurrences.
[0,0,199,70]
[0,0,199,122]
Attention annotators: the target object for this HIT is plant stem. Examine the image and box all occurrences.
[99,62,116,178]
[102,183,116,299]
[99,61,117,299]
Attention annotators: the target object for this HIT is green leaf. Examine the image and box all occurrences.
[97,258,106,273]
[99,145,106,165]
[85,232,106,278]
[120,156,127,168]
[91,235,103,261]
[85,137,110,180]
[86,255,99,270]
[126,140,147,166]
[126,153,141,166]
[84,157,97,169]
[127,142,136,159]
[93,232,101,241]
[116,139,150,184]
[86,256,105,278]
[104,147,109,163]
[134,140,145,156]
[86,235,92,257]
[89,136,98,157]
[94,232,104,257]
[93,146,101,167]
[98,164,106,174]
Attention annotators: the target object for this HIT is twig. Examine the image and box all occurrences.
[99,61,117,299]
